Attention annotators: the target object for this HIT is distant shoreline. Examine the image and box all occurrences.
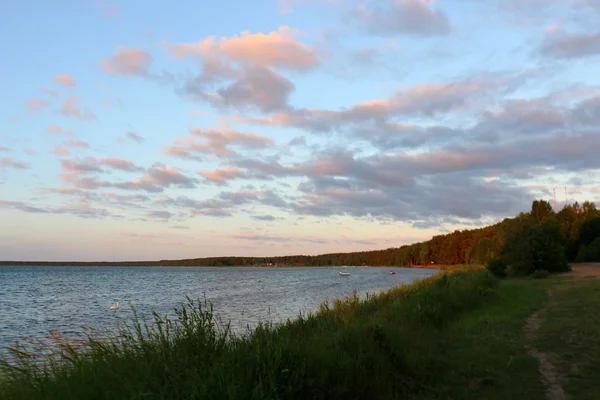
[0,262,442,269]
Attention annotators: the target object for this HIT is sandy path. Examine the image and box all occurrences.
[563,263,600,278]
[524,290,566,400]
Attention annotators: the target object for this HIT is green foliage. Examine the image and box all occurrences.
[579,217,600,247]
[0,269,499,400]
[532,269,549,279]
[531,199,554,223]
[576,237,600,262]
[501,214,569,276]
[487,258,507,278]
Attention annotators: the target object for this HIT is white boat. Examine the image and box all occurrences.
[339,271,351,276]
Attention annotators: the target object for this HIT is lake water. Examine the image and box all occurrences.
[0,266,437,354]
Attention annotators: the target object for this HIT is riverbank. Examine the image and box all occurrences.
[1,265,598,399]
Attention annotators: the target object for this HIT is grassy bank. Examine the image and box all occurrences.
[1,268,597,399]
[533,276,600,399]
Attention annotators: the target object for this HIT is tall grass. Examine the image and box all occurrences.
[0,267,496,400]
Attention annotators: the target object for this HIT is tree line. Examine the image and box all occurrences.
[3,200,599,270]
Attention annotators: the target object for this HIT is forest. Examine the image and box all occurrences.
[3,200,599,272]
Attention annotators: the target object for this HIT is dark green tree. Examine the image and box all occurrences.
[531,200,554,223]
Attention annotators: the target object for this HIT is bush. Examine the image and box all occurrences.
[532,269,550,279]
[487,258,507,278]
[576,237,600,262]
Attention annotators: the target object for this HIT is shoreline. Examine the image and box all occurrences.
[0,263,443,269]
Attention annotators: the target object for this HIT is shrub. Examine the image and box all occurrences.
[487,258,507,278]
[532,269,550,279]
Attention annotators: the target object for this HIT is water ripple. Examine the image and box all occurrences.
[0,266,436,354]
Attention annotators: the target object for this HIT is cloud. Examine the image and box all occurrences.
[60,97,96,120]
[170,27,317,113]
[164,127,274,160]
[170,225,190,230]
[588,0,600,11]
[50,146,70,156]
[231,232,324,244]
[61,158,103,174]
[167,26,318,70]
[125,132,145,144]
[99,157,144,172]
[352,0,451,37]
[158,189,287,218]
[252,214,277,221]
[147,210,175,220]
[53,73,77,87]
[102,47,152,76]
[96,0,120,18]
[47,125,64,134]
[0,199,116,219]
[1,158,30,170]
[25,98,49,112]
[0,200,50,213]
[186,65,295,113]
[0,146,9,152]
[239,72,530,136]
[115,164,199,192]
[541,30,600,59]
[64,140,90,148]
[231,233,292,242]
[197,167,248,184]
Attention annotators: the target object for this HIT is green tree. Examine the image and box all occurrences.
[531,200,554,223]
[501,216,568,275]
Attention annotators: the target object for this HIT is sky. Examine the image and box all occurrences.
[1,0,600,261]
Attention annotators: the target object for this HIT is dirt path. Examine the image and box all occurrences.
[563,263,600,278]
[524,290,566,400]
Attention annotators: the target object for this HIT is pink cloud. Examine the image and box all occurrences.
[97,0,120,18]
[47,125,63,134]
[1,157,30,169]
[164,127,274,159]
[99,157,144,172]
[25,98,50,112]
[168,26,318,70]
[197,167,247,184]
[102,47,152,76]
[111,164,199,193]
[53,73,77,87]
[0,146,9,152]
[50,146,70,156]
[60,97,96,120]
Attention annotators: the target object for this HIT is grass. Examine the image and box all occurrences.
[2,266,594,400]
[533,277,600,400]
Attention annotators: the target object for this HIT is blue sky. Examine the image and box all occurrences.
[1,0,600,261]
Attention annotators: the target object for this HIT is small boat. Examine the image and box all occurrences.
[339,271,351,276]
[389,271,396,275]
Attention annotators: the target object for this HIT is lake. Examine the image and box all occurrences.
[0,266,437,354]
